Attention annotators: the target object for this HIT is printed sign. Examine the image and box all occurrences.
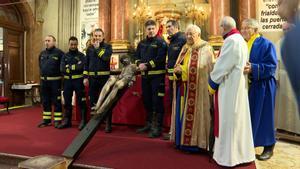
[80,0,99,51]
[257,0,286,32]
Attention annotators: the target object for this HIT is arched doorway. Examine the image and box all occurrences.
[0,2,34,105]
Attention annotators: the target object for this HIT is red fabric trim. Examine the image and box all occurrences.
[0,97,9,102]
[223,28,240,39]
[156,24,163,37]
[183,49,199,145]
[180,82,185,97]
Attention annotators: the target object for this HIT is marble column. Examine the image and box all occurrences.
[208,0,230,46]
[99,0,111,42]
[110,0,130,51]
[209,0,230,36]
[238,0,256,26]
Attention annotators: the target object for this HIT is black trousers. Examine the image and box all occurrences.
[63,78,86,120]
[41,79,62,123]
[141,75,165,128]
[88,76,109,107]
[88,76,111,124]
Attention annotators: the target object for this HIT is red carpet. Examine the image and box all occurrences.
[0,107,256,169]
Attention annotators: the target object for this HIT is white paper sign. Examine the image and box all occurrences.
[257,0,286,32]
[79,0,99,51]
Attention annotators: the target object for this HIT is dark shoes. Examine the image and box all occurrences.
[37,121,51,128]
[57,122,72,129]
[136,125,151,133]
[161,133,170,140]
[78,120,86,130]
[105,125,112,133]
[54,121,60,128]
[256,144,275,161]
[37,121,61,128]
[148,128,162,138]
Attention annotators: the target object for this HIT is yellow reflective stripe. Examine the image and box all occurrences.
[158,92,165,97]
[149,60,156,68]
[98,49,105,57]
[43,112,52,115]
[54,112,62,116]
[83,71,88,75]
[168,76,174,80]
[54,117,62,121]
[43,116,52,119]
[66,68,70,73]
[208,84,216,94]
[71,64,76,70]
[57,96,61,100]
[88,71,110,76]
[141,70,166,75]
[82,97,86,101]
[40,76,62,80]
[64,74,84,79]
[168,68,174,73]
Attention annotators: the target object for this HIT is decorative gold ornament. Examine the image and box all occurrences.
[154,0,182,23]
[184,0,210,26]
[132,0,153,48]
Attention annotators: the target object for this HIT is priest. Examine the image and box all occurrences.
[208,16,255,167]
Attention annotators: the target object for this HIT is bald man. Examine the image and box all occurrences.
[208,16,255,167]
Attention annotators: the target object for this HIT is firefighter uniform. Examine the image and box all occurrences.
[135,36,167,138]
[59,49,87,130]
[39,47,64,128]
[167,32,186,102]
[84,41,112,131]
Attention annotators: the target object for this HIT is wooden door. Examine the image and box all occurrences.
[3,28,24,105]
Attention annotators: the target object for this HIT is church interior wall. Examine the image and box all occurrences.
[42,0,59,48]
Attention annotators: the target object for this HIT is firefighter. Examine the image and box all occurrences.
[38,35,64,128]
[135,20,168,138]
[163,20,186,140]
[58,36,87,130]
[83,28,113,133]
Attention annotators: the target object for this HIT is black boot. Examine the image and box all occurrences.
[257,144,275,161]
[161,133,170,140]
[78,109,86,130]
[136,123,151,133]
[149,112,163,138]
[54,121,61,128]
[37,121,51,128]
[57,118,72,129]
[105,113,112,133]
[148,127,162,138]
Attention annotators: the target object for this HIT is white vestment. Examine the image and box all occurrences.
[210,34,255,167]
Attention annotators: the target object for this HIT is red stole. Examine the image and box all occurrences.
[176,47,199,145]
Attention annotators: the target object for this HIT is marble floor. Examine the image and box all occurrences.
[255,141,300,169]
